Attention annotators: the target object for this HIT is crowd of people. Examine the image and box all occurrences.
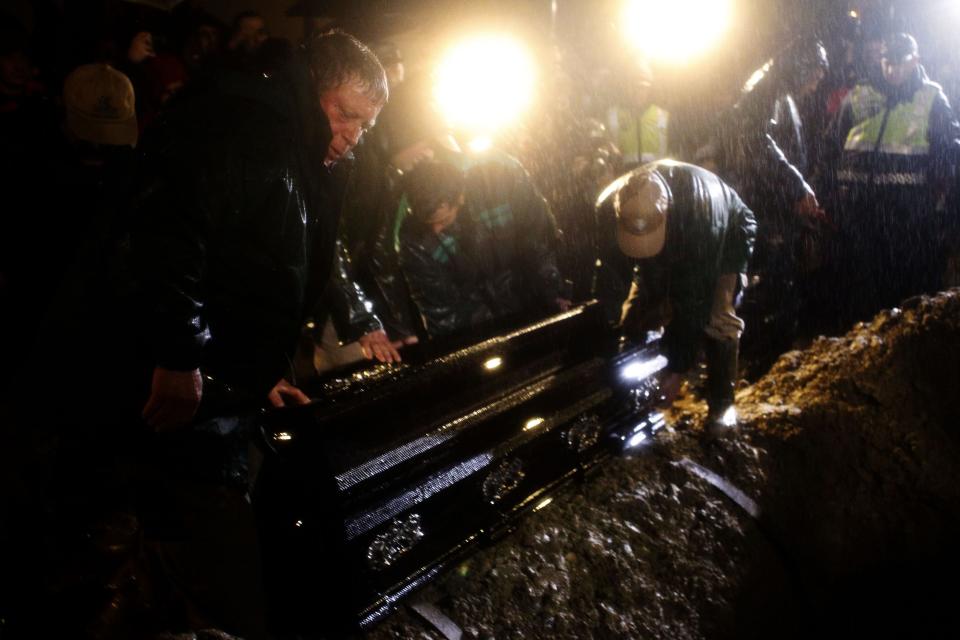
[1,1,959,638]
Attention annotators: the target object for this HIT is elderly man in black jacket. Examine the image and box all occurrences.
[132,32,391,430]
[120,31,387,637]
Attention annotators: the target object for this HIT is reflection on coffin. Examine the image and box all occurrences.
[254,300,666,632]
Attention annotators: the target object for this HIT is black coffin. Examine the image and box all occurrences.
[254,302,667,632]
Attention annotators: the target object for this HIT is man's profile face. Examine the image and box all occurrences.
[235,16,267,53]
[318,78,383,165]
[882,54,918,87]
[425,194,464,235]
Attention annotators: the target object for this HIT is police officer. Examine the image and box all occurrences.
[832,33,960,320]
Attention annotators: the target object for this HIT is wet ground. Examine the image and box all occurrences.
[364,290,960,639]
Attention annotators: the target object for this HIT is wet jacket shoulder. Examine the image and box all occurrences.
[129,60,336,395]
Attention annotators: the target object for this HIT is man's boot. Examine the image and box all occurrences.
[704,337,739,439]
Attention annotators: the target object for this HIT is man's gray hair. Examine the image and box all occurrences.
[306,29,388,105]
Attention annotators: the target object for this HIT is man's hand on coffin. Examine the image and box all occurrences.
[142,367,202,432]
[267,378,311,408]
[358,329,404,363]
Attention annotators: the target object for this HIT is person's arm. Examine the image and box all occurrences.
[928,86,960,188]
[744,100,820,213]
[368,216,423,339]
[129,155,212,430]
[324,238,403,363]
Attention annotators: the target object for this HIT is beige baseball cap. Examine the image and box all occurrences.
[615,169,669,259]
[63,64,138,148]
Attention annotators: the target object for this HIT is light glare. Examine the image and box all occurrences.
[621,355,669,381]
[435,35,536,134]
[524,417,545,431]
[534,497,553,511]
[469,136,493,153]
[627,431,648,448]
[484,356,503,371]
[623,0,732,63]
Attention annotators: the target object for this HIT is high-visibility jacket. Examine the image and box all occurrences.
[838,78,948,188]
[607,104,670,167]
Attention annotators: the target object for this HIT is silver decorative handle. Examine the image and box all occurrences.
[367,513,424,571]
[630,378,662,411]
[482,458,525,504]
[564,413,602,453]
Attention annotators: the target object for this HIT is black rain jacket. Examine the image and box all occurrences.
[129,58,377,397]
[398,156,563,337]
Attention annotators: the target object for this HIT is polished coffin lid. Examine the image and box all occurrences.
[255,301,667,630]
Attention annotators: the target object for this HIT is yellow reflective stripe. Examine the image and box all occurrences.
[639,105,669,163]
[844,84,938,155]
[610,105,669,164]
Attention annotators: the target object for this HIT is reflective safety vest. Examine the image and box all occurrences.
[608,104,670,166]
[844,82,939,156]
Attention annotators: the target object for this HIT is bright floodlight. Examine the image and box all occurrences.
[434,35,536,134]
[623,0,732,62]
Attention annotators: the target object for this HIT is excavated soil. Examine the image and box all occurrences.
[364,290,960,640]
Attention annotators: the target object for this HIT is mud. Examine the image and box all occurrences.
[364,290,960,639]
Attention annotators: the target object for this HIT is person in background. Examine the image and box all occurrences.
[714,38,829,370]
[604,160,756,438]
[224,9,267,72]
[605,55,670,171]
[398,159,569,338]
[830,32,960,322]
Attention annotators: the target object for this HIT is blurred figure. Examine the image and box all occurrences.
[225,10,267,72]
[605,56,670,171]
[714,38,829,371]
[0,12,42,112]
[176,9,224,82]
[0,15,56,380]
[371,40,404,88]
[0,61,139,638]
[398,159,568,337]
[228,10,267,54]
[830,33,960,321]
[604,161,756,438]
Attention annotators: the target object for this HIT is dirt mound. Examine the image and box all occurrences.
[365,291,960,639]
